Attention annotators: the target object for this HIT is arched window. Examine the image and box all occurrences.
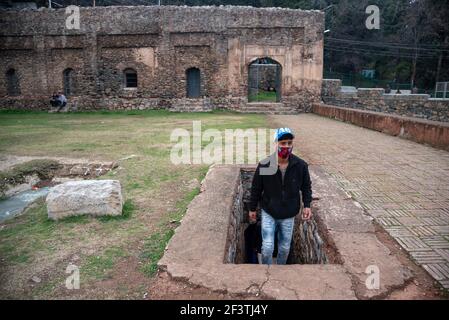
[63,68,75,96]
[186,67,200,98]
[123,68,137,88]
[6,68,20,96]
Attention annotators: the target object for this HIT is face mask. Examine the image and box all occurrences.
[277,146,293,159]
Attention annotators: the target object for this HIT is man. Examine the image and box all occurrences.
[56,92,67,112]
[49,92,67,112]
[249,127,312,265]
[50,93,59,108]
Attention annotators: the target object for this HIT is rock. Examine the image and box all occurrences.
[69,165,89,176]
[31,276,41,283]
[118,155,138,161]
[46,180,123,220]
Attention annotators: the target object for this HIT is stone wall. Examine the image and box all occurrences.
[321,79,449,122]
[225,168,248,264]
[0,6,324,113]
[313,103,449,152]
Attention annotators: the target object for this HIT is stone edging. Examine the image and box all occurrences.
[313,103,449,152]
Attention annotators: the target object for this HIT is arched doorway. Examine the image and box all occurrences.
[63,68,75,96]
[6,68,20,96]
[248,57,282,102]
[186,67,201,98]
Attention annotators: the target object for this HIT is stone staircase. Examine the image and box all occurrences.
[169,98,213,112]
[236,102,298,114]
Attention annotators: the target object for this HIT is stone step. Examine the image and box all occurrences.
[170,107,212,112]
[238,109,298,114]
[239,105,297,112]
[240,108,297,112]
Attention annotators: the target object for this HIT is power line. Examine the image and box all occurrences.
[324,45,439,59]
[324,43,438,56]
[324,44,440,59]
[324,42,440,55]
[326,37,449,52]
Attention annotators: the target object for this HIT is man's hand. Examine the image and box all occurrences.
[302,207,312,220]
[249,211,257,223]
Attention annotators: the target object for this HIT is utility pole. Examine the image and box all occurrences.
[48,0,51,9]
[93,0,95,7]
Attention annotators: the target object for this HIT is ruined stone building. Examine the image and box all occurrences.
[0,6,324,112]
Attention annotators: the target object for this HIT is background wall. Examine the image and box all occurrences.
[322,79,449,122]
[0,5,324,112]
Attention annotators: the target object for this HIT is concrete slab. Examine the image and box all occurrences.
[264,265,356,300]
[163,262,356,299]
[311,166,375,233]
[158,165,240,267]
[189,264,269,296]
[331,231,413,299]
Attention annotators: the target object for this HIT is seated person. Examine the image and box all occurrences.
[55,92,67,112]
[58,92,67,107]
[50,93,60,107]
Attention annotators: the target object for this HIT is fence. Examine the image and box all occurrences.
[435,82,449,99]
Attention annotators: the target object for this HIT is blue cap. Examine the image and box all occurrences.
[274,127,295,142]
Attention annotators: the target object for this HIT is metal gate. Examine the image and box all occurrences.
[248,59,281,102]
[186,68,201,98]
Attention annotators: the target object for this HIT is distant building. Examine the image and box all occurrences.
[0,6,324,113]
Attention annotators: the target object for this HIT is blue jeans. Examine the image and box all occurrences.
[261,209,295,265]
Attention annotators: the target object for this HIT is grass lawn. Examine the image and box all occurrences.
[0,109,268,299]
[248,90,278,102]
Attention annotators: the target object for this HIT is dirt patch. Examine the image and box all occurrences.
[58,254,153,300]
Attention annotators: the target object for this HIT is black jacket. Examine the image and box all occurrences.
[249,153,312,219]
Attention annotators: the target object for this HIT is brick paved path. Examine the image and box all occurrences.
[272,114,449,290]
